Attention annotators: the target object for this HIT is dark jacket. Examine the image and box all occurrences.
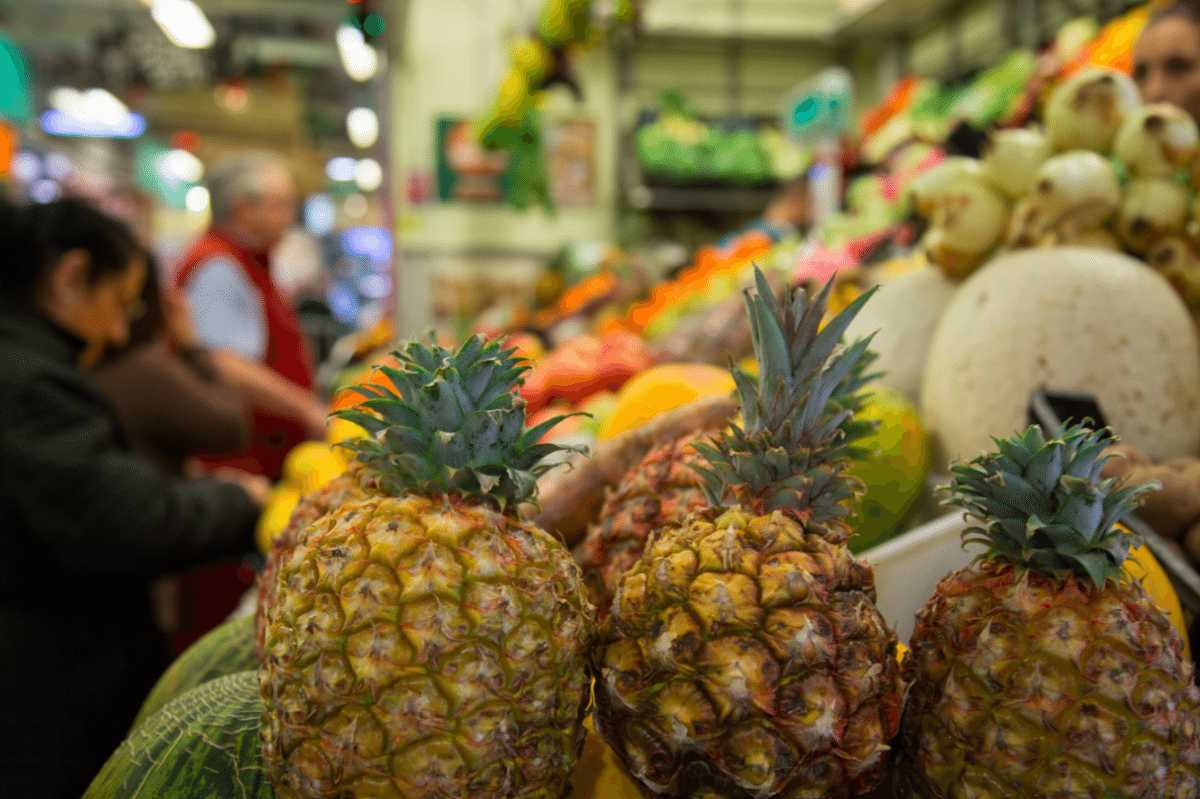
[0,298,260,799]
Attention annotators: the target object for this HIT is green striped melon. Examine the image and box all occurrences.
[131,612,258,731]
[85,671,276,798]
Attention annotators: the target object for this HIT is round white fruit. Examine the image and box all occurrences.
[844,265,959,407]
[1044,66,1141,154]
[1113,103,1200,179]
[920,247,1200,468]
[981,127,1050,200]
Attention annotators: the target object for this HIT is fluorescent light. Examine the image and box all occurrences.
[346,107,379,149]
[336,24,378,81]
[326,156,357,182]
[41,109,146,138]
[304,194,337,237]
[358,273,392,299]
[157,148,204,185]
[45,153,73,180]
[82,88,129,127]
[150,0,216,49]
[11,151,41,182]
[342,226,393,260]
[354,158,383,192]
[30,180,61,203]
[185,185,210,213]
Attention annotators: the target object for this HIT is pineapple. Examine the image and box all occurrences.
[896,423,1200,798]
[591,268,902,799]
[253,460,378,663]
[577,287,878,617]
[258,334,596,799]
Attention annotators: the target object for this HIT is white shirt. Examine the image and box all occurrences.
[184,256,268,361]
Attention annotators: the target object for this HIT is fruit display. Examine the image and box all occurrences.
[895,424,1200,797]
[591,269,902,798]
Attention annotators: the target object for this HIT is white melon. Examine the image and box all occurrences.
[920,247,1200,469]
[845,265,958,407]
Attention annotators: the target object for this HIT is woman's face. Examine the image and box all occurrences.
[1134,16,1200,122]
[40,251,148,367]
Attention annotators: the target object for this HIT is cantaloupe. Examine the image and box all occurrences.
[921,247,1200,468]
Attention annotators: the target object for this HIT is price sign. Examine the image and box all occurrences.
[781,67,854,142]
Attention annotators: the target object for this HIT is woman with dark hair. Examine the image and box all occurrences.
[0,197,264,798]
[1133,1,1200,122]
[94,250,251,478]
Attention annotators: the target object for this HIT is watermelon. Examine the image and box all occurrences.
[85,671,276,798]
[130,612,258,731]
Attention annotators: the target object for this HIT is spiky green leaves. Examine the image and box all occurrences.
[332,334,584,511]
[944,422,1161,589]
[690,265,879,529]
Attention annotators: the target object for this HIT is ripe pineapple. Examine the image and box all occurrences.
[577,288,878,617]
[259,334,596,799]
[591,269,902,799]
[253,460,378,662]
[896,423,1200,798]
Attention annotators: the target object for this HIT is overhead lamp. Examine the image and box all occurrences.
[343,193,368,219]
[157,148,204,185]
[185,185,210,213]
[342,226,392,261]
[150,0,216,50]
[336,23,378,82]
[29,180,61,203]
[346,107,379,149]
[11,151,41,183]
[354,158,383,192]
[45,153,73,180]
[44,86,145,138]
[325,156,357,182]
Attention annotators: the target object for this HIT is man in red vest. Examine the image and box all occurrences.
[175,150,326,483]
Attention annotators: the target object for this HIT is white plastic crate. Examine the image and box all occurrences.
[859,510,984,645]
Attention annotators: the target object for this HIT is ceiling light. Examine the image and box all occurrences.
[45,153,73,180]
[157,148,204,185]
[354,158,383,192]
[304,194,336,237]
[342,226,392,261]
[41,109,146,138]
[346,107,379,149]
[29,180,60,203]
[11,151,40,182]
[325,156,357,182]
[185,185,210,213]
[150,0,216,50]
[82,88,129,127]
[336,23,378,82]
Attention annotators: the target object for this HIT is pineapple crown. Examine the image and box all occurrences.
[691,266,879,533]
[944,422,1161,590]
[331,334,584,511]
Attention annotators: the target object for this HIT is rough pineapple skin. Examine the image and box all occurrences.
[254,461,376,663]
[577,433,711,616]
[592,506,902,799]
[259,493,595,799]
[895,560,1200,799]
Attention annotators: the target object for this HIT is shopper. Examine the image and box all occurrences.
[0,197,265,798]
[174,149,326,483]
[1133,0,1200,123]
[94,249,251,477]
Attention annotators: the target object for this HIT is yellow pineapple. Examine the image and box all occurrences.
[591,269,902,798]
[258,334,595,798]
[896,423,1200,797]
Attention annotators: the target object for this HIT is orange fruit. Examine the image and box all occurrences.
[597,363,736,441]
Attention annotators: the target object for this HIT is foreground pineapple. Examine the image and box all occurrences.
[591,269,902,799]
[259,335,595,799]
[577,289,878,617]
[896,423,1200,798]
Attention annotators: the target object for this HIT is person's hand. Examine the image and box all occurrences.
[162,289,199,351]
[211,467,273,507]
[301,396,331,442]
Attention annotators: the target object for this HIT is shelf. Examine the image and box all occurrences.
[639,0,839,42]
[626,184,777,212]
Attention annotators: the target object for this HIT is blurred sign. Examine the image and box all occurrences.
[0,32,32,124]
[781,67,854,142]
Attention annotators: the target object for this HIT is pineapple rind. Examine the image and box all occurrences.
[592,506,902,799]
[260,493,595,799]
[896,560,1200,798]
